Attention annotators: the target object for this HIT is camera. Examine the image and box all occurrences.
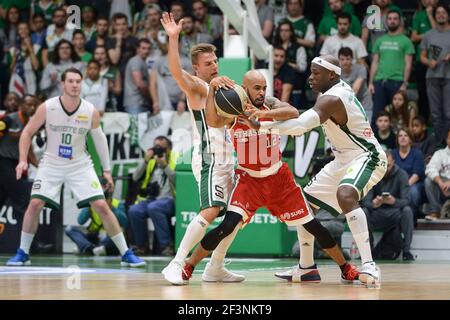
[151,145,166,157]
[139,181,160,201]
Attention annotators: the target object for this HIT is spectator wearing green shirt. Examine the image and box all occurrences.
[368,10,414,127]
[361,0,403,54]
[72,29,92,63]
[411,0,438,123]
[286,0,315,50]
[420,5,450,145]
[317,0,361,45]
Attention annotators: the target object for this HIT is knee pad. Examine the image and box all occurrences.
[302,218,336,249]
[201,211,242,251]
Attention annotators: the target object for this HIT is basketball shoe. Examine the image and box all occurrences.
[340,263,360,284]
[359,261,381,288]
[162,260,194,285]
[120,249,146,267]
[6,249,30,266]
[274,264,321,282]
[202,262,245,282]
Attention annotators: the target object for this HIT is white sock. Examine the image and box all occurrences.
[174,215,209,263]
[20,231,35,255]
[210,224,240,268]
[111,232,128,256]
[346,208,372,264]
[296,225,315,268]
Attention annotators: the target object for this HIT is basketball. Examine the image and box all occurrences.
[214,84,248,118]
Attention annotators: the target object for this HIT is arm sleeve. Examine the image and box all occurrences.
[163,165,176,185]
[90,126,111,171]
[259,108,321,136]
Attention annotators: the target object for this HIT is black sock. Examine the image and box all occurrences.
[339,262,348,273]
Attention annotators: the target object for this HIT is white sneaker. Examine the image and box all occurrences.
[274,264,321,283]
[202,262,245,282]
[359,261,381,289]
[162,260,188,285]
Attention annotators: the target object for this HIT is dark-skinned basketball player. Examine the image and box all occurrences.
[165,69,360,285]
[245,56,387,288]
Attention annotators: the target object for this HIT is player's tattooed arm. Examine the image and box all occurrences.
[246,96,299,121]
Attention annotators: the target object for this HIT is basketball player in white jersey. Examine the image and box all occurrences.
[6,68,145,267]
[160,12,244,284]
[245,56,387,288]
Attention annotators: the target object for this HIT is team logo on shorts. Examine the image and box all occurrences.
[91,181,100,189]
[281,209,304,220]
[363,128,373,137]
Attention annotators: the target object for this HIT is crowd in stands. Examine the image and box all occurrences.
[0,0,449,257]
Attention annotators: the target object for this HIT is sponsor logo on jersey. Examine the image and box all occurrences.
[75,114,89,124]
[58,145,73,159]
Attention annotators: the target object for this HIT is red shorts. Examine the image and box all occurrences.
[228,163,313,226]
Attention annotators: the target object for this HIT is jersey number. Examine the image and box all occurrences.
[61,133,72,145]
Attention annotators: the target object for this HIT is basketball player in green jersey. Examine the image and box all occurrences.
[245,55,387,288]
[160,12,244,284]
[7,68,145,267]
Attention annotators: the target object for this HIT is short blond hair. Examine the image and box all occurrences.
[190,43,216,65]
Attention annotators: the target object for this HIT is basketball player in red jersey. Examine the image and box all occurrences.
[168,70,360,285]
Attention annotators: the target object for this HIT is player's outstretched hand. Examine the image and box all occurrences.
[210,76,235,91]
[244,102,266,121]
[103,171,115,193]
[160,12,183,37]
[238,114,261,131]
[16,161,28,180]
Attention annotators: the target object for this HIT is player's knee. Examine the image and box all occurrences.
[302,218,336,249]
[337,186,359,213]
[28,198,46,214]
[90,200,110,217]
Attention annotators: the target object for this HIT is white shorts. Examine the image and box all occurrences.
[31,156,104,210]
[192,153,234,210]
[304,154,387,216]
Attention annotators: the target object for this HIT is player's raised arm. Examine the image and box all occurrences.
[16,103,46,179]
[161,12,205,102]
[90,109,113,190]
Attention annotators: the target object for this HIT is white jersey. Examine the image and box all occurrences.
[187,80,234,169]
[321,80,386,163]
[43,96,94,163]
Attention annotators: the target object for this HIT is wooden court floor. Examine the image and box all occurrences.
[0,255,449,300]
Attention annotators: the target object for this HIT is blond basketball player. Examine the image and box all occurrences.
[7,68,145,267]
[160,12,244,284]
[247,56,387,288]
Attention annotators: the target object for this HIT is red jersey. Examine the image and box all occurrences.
[229,106,281,177]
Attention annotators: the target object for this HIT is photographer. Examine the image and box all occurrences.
[361,150,415,261]
[129,136,178,255]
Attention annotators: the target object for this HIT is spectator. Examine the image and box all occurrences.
[170,1,185,23]
[339,47,372,121]
[393,128,426,221]
[136,5,166,49]
[129,136,178,256]
[317,0,361,45]
[7,22,40,96]
[368,10,414,128]
[411,0,438,122]
[123,38,152,115]
[81,60,107,114]
[384,90,417,133]
[150,44,192,111]
[361,0,403,53]
[3,6,20,51]
[65,182,127,256]
[169,101,191,134]
[286,0,315,50]
[31,12,47,49]
[30,0,58,24]
[39,39,84,98]
[424,129,450,220]
[362,149,415,261]
[420,5,450,145]
[93,46,121,112]
[273,46,296,104]
[133,0,156,35]
[255,0,275,41]
[374,111,396,150]
[86,16,109,53]
[273,20,307,108]
[320,13,368,66]
[109,0,132,27]
[411,115,436,164]
[180,14,214,58]
[45,8,74,57]
[72,29,92,63]
[106,13,139,75]
[192,0,223,42]
[80,5,97,42]
[1,92,20,113]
